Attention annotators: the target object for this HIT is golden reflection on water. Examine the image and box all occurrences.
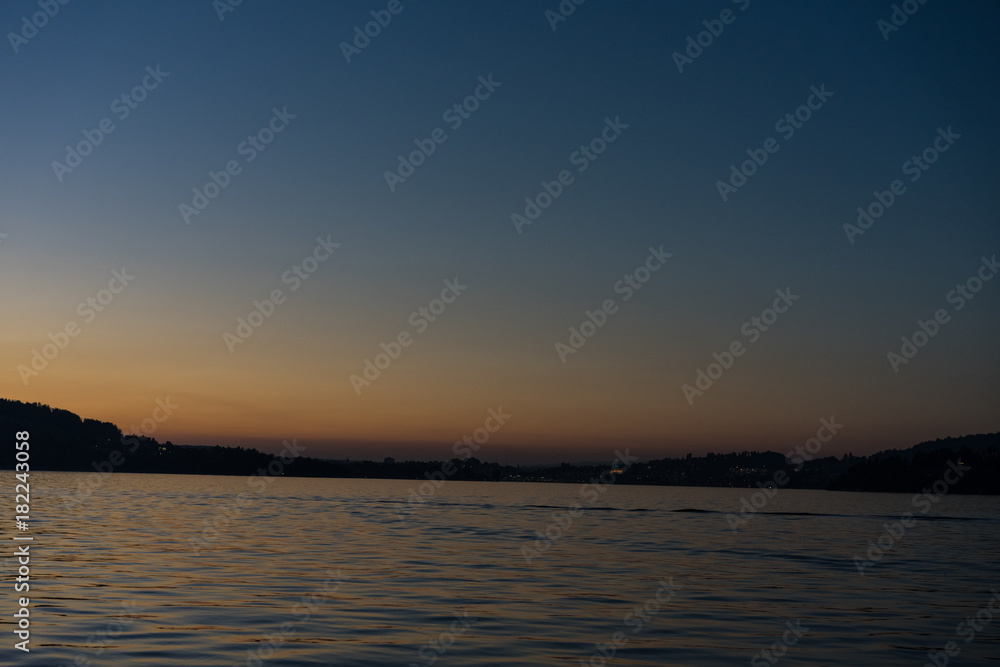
[1,471,998,666]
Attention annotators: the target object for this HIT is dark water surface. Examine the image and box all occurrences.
[2,471,998,665]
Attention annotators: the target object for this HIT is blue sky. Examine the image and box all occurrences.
[1,0,998,462]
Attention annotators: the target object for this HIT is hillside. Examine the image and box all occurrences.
[2,398,998,493]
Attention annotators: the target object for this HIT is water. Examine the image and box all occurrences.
[2,471,998,665]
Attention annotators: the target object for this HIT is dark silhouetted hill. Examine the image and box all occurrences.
[827,434,999,494]
[2,398,997,493]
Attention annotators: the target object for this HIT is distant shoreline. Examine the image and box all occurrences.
[2,398,998,495]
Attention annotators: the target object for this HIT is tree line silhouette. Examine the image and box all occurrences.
[2,398,997,493]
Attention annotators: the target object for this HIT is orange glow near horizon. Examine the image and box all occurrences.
[6,324,992,463]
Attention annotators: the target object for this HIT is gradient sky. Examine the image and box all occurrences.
[1,0,998,463]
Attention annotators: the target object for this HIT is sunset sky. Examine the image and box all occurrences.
[1,1,998,463]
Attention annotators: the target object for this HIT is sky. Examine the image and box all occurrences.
[1,0,998,464]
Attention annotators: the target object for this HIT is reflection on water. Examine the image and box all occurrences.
[1,471,998,665]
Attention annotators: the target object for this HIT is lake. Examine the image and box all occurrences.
[2,471,999,665]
